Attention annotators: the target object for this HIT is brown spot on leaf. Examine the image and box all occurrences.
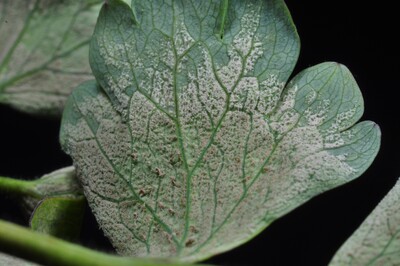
[168,208,175,216]
[185,238,195,247]
[155,168,165,177]
[189,225,198,233]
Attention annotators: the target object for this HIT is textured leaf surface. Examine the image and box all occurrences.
[29,167,81,197]
[60,0,380,262]
[330,178,400,266]
[0,0,101,116]
[30,196,85,241]
[21,166,83,214]
[0,252,39,266]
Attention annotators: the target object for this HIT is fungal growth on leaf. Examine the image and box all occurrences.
[330,178,400,266]
[0,0,101,116]
[0,252,39,266]
[60,0,380,262]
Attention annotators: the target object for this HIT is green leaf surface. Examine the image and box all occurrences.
[60,0,380,262]
[23,166,83,213]
[30,196,85,241]
[0,0,101,116]
[29,167,82,197]
[330,178,400,266]
[0,166,82,214]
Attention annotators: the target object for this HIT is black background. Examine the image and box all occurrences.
[0,1,399,265]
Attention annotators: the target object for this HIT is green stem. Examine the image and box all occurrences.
[0,220,203,266]
[0,176,39,198]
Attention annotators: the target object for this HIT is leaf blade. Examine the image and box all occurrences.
[0,252,40,266]
[0,0,101,116]
[60,1,380,262]
[330,178,400,266]
[30,197,85,241]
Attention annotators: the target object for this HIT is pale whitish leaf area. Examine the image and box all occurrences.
[0,252,39,266]
[60,0,381,262]
[0,0,101,116]
[330,178,400,266]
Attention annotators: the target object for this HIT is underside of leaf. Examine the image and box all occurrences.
[60,0,380,262]
[0,0,101,116]
[330,178,400,266]
[0,252,39,266]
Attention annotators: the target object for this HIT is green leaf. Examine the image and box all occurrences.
[0,167,82,214]
[30,196,85,241]
[0,168,86,246]
[60,0,380,262]
[0,252,40,266]
[0,0,101,116]
[330,178,400,266]
[29,167,81,197]
[23,166,83,213]
[0,167,85,240]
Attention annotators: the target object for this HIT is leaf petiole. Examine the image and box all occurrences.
[0,176,40,198]
[0,219,207,266]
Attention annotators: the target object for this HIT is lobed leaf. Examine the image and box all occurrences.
[60,0,380,262]
[0,0,101,116]
[330,178,400,266]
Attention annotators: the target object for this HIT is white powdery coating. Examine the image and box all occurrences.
[217,51,243,92]
[230,77,259,111]
[147,68,175,109]
[175,22,195,57]
[233,3,263,75]
[244,40,263,75]
[269,85,300,137]
[304,99,330,126]
[0,252,39,266]
[257,75,286,114]
[330,179,400,266]
[181,46,227,128]
[323,107,357,148]
[65,3,362,261]
[98,42,139,117]
[305,90,317,104]
[233,3,261,57]
[218,3,263,90]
